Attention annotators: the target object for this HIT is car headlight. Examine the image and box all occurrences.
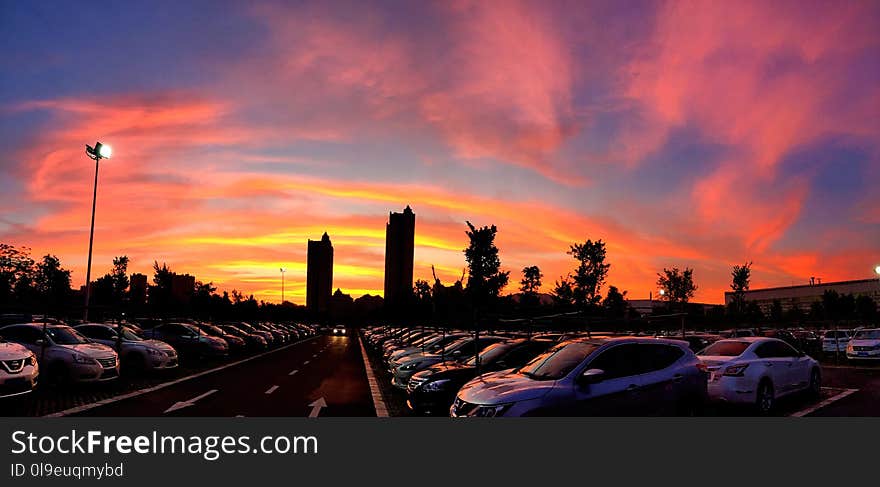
[472,403,513,417]
[420,379,451,392]
[71,353,97,365]
[25,354,36,366]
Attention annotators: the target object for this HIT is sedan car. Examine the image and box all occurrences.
[391,336,508,389]
[74,323,178,373]
[697,337,820,414]
[407,339,553,415]
[219,325,268,351]
[193,323,247,353]
[846,329,880,360]
[0,338,38,398]
[451,337,707,417]
[0,323,119,384]
[143,323,228,359]
[822,330,852,354]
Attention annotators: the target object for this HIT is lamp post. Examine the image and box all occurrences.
[82,142,112,321]
[280,268,286,304]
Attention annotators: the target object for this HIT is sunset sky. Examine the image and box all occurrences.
[1,0,878,305]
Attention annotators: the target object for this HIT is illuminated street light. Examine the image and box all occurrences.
[658,289,666,297]
[280,268,286,304]
[82,141,112,321]
[875,265,880,277]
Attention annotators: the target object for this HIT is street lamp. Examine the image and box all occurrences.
[658,289,666,297]
[82,141,112,321]
[280,268,286,304]
[874,265,880,277]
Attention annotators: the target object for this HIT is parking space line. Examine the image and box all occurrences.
[357,333,389,417]
[288,369,298,376]
[43,335,321,418]
[789,388,859,417]
[265,385,279,395]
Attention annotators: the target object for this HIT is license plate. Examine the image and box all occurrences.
[858,352,868,357]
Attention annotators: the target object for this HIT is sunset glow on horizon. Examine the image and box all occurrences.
[2,0,878,305]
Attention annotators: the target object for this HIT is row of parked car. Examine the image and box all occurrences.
[364,326,827,416]
[0,319,317,400]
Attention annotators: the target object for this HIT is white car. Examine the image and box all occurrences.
[0,339,39,398]
[846,329,880,360]
[697,337,821,414]
[822,330,851,353]
[0,323,119,384]
[74,323,178,372]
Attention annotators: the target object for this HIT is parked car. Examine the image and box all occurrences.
[822,330,851,354]
[408,339,553,415]
[219,325,268,350]
[760,330,801,350]
[792,330,821,355]
[697,337,820,414]
[451,337,707,417]
[0,338,38,398]
[143,323,228,358]
[252,323,287,344]
[663,333,720,352]
[74,323,178,373]
[0,323,119,384]
[720,329,755,338]
[228,322,275,347]
[391,336,508,389]
[385,333,467,365]
[193,323,247,353]
[846,329,880,361]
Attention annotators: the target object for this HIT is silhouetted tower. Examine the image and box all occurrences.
[384,206,415,308]
[307,232,334,313]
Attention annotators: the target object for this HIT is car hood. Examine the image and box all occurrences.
[62,342,116,358]
[0,341,32,360]
[140,340,175,353]
[457,369,554,405]
[850,339,880,347]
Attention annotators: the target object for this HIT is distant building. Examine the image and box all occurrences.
[129,273,148,305]
[724,278,880,315]
[627,299,723,317]
[170,274,195,304]
[307,232,334,313]
[384,205,415,308]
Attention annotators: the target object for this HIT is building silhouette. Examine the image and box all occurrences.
[307,232,334,313]
[384,205,415,308]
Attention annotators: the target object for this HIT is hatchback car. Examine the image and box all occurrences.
[0,323,119,384]
[697,337,820,414]
[451,337,707,416]
[846,329,880,360]
[0,338,38,398]
[74,323,178,372]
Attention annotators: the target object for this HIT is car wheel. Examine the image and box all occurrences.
[809,368,821,398]
[756,380,775,415]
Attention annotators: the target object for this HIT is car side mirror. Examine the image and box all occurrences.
[580,368,605,384]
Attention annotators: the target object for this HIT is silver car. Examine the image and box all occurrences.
[0,323,119,384]
[451,337,707,416]
[74,323,178,372]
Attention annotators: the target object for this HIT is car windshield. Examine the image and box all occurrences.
[853,330,880,340]
[46,326,89,345]
[202,325,225,336]
[698,340,750,356]
[464,342,512,366]
[434,338,470,356]
[120,327,143,341]
[518,342,600,381]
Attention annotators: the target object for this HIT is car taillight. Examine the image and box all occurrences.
[723,364,749,377]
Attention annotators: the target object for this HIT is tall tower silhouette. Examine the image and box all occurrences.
[307,232,333,313]
[384,206,415,308]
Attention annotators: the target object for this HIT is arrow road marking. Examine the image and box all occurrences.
[164,389,218,414]
[308,397,327,418]
[265,385,279,395]
[288,369,299,376]
[303,360,310,365]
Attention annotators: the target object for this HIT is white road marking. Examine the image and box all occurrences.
[789,387,859,417]
[265,385,279,395]
[235,415,245,418]
[288,369,299,376]
[44,335,322,417]
[303,360,310,365]
[308,397,327,418]
[312,353,317,358]
[357,332,389,417]
[164,389,218,414]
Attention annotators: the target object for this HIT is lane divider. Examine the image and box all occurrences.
[44,335,323,418]
[303,360,310,365]
[265,385,279,395]
[289,369,299,376]
[357,332,389,417]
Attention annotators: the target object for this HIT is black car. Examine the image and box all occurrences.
[144,323,228,358]
[760,330,802,350]
[194,323,247,353]
[219,325,268,350]
[407,339,554,416]
[665,334,720,352]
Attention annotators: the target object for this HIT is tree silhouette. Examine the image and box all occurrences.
[519,265,542,308]
[603,285,629,320]
[33,254,71,315]
[556,239,610,313]
[729,261,752,320]
[656,266,697,310]
[463,221,509,309]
